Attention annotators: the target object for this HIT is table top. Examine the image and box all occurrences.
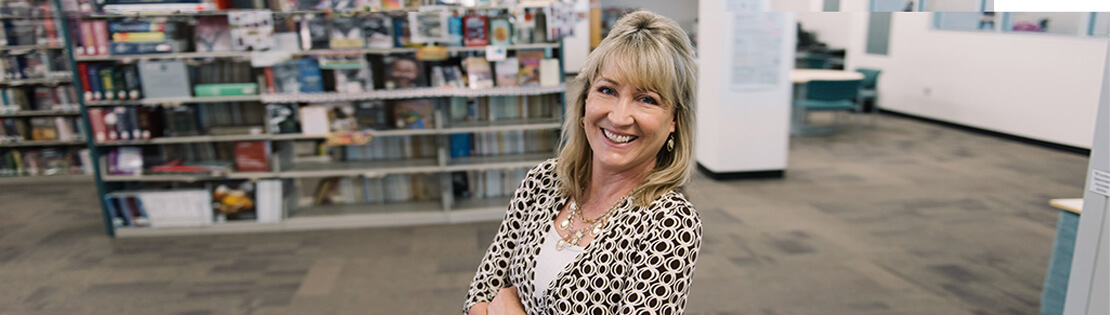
[791,69,865,83]
[1050,198,1083,214]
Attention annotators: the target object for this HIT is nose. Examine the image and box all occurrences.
[608,96,635,127]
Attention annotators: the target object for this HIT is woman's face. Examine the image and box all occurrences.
[584,65,675,174]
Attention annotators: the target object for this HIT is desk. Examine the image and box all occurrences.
[791,69,865,135]
[1042,198,1083,315]
[1050,198,1083,214]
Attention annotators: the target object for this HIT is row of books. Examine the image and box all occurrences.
[303,166,526,206]
[69,2,574,54]
[2,52,70,81]
[1,147,91,177]
[89,103,266,142]
[1,117,84,142]
[0,86,81,113]
[71,0,554,13]
[0,2,62,47]
[105,180,282,228]
[452,168,529,199]
[106,140,271,176]
[450,129,555,157]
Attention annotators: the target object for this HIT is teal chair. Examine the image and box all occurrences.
[856,68,882,126]
[792,79,862,135]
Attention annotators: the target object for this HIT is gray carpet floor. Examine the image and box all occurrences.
[0,113,1089,314]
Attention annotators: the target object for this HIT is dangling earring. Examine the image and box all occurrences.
[666,134,675,152]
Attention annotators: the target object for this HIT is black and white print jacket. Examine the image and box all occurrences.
[464,159,702,314]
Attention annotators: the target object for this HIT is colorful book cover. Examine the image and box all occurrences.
[296,59,324,93]
[228,11,274,51]
[195,16,232,52]
[464,56,493,89]
[334,63,374,93]
[271,61,301,93]
[493,57,519,87]
[329,17,364,49]
[408,11,447,44]
[463,13,488,47]
[234,140,270,172]
[265,103,299,134]
[383,54,425,89]
[392,16,416,48]
[362,14,393,49]
[391,100,434,129]
[489,18,511,46]
[517,49,543,86]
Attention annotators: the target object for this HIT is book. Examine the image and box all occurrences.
[334,65,373,93]
[137,60,191,98]
[362,14,393,49]
[539,58,560,87]
[266,103,300,134]
[108,146,142,175]
[88,108,107,142]
[391,15,417,48]
[296,59,324,93]
[229,11,274,51]
[463,12,489,47]
[329,17,364,49]
[194,83,259,97]
[234,140,270,172]
[408,11,448,44]
[464,57,493,89]
[299,105,329,135]
[195,16,232,52]
[517,49,543,86]
[489,12,512,46]
[354,100,388,130]
[391,99,433,129]
[383,54,426,89]
[211,181,257,221]
[494,57,519,87]
[271,61,301,93]
[300,15,329,50]
[447,13,463,47]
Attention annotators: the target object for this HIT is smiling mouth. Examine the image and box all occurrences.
[602,128,638,144]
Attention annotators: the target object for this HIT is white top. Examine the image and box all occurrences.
[532,222,585,300]
[790,69,865,83]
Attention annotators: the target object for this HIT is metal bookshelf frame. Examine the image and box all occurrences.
[62,5,568,238]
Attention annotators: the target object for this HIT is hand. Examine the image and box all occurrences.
[487,286,526,315]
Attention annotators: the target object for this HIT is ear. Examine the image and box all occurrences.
[669,118,676,134]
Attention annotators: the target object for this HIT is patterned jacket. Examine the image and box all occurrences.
[464,159,703,314]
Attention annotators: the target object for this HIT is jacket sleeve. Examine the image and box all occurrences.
[617,200,702,314]
[463,164,544,314]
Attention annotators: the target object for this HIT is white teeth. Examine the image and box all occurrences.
[603,129,636,143]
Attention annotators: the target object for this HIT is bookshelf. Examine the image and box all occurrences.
[61,0,575,237]
[0,0,93,183]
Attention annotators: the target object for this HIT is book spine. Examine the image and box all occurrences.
[88,108,106,142]
[80,21,95,55]
[97,66,114,100]
[92,21,109,56]
[86,63,101,100]
[111,32,166,43]
[108,42,177,55]
[107,22,165,34]
[122,65,140,100]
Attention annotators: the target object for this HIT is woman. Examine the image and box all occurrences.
[465,11,700,314]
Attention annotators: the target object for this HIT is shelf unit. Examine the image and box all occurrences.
[0,0,91,184]
[64,3,568,237]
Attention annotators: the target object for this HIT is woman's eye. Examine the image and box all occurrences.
[598,87,615,95]
[639,96,658,105]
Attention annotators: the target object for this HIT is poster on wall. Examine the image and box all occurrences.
[730,12,783,91]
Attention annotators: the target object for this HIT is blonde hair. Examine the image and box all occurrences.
[556,10,697,207]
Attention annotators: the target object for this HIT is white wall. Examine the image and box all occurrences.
[844,10,1105,148]
[795,12,854,49]
[602,0,699,31]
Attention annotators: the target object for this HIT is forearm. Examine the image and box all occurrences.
[468,302,489,315]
